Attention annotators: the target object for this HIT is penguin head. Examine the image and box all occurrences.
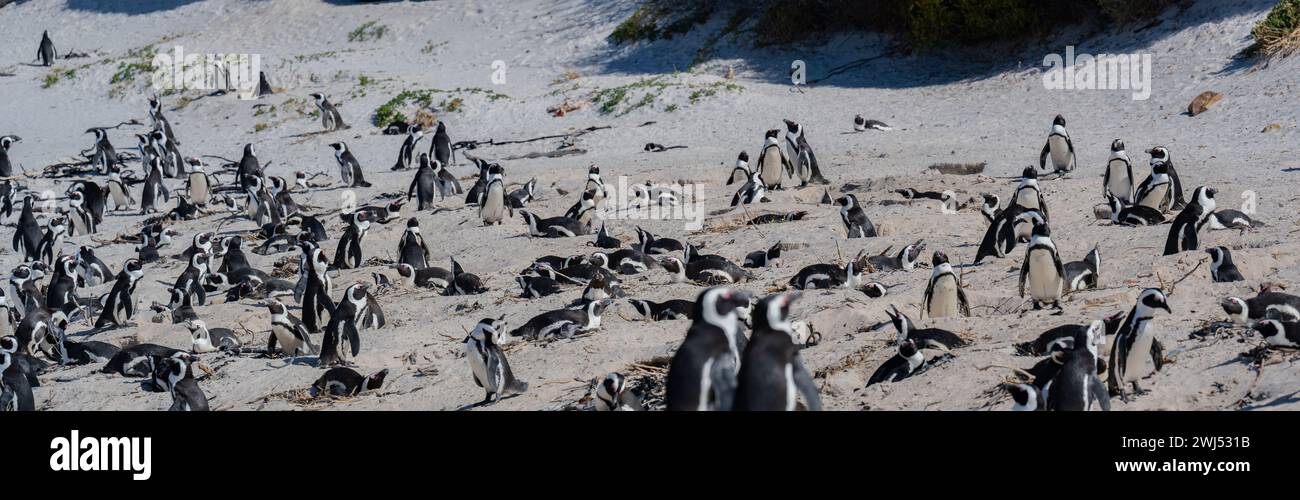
[588,298,613,318]
[410,124,424,137]
[854,115,865,125]
[1195,186,1217,207]
[1253,320,1283,340]
[588,253,610,270]
[1220,297,1247,323]
[406,217,420,230]
[0,336,17,354]
[267,300,287,316]
[1205,246,1226,266]
[364,369,390,391]
[1021,166,1037,179]
[1146,146,1169,162]
[1004,383,1036,410]
[766,241,783,261]
[885,305,912,339]
[898,338,918,358]
[753,291,800,341]
[436,121,447,134]
[783,119,800,134]
[693,287,753,332]
[346,283,368,302]
[469,317,506,344]
[309,93,324,102]
[243,143,257,157]
[862,282,888,298]
[1031,222,1051,239]
[658,256,683,275]
[0,135,18,150]
[0,351,10,373]
[328,142,344,152]
[1110,139,1125,152]
[737,151,749,164]
[930,250,949,267]
[764,129,780,142]
[599,372,627,403]
[835,194,857,208]
[1137,288,1172,315]
[1052,114,1066,127]
[184,319,208,336]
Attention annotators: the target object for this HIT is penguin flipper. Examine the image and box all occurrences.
[1038,141,1050,170]
[956,283,971,317]
[792,357,822,411]
[710,354,738,411]
[345,320,361,357]
[1090,376,1111,411]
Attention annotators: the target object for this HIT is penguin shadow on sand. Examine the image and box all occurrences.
[456,392,525,411]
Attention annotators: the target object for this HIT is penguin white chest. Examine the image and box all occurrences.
[1124,324,1157,382]
[480,184,505,224]
[466,342,498,392]
[1138,182,1169,212]
[1027,249,1062,302]
[1106,160,1133,201]
[1049,136,1071,170]
[1015,188,1040,211]
[928,274,960,318]
[759,148,783,187]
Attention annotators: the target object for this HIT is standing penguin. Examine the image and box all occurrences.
[185,159,212,207]
[734,292,822,411]
[267,299,315,360]
[319,283,366,366]
[35,215,68,266]
[922,250,970,318]
[727,151,750,185]
[155,355,209,411]
[464,316,528,406]
[1,351,35,411]
[478,164,511,225]
[1146,146,1187,210]
[333,211,371,269]
[665,287,754,411]
[755,129,791,190]
[1046,320,1111,411]
[1103,139,1134,204]
[150,129,183,178]
[836,194,877,238]
[300,246,333,333]
[783,119,828,186]
[75,246,112,287]
[66,191,95,236]
[36,31,57,67]
[391,124,423,171]
[1107,288,1171,399]
[408,153,439,209]
[1206,246,1244,282]
[101,171,128,212]
[1039,114,1075,174]
[430,156,463,196]
[1134,161,1174,213]
[397,218,432,270]
[148,95,177,146]
[310,93,346,131]
[94,259,143,329]
[12,196,41,261]
[1163,186,1216,256]
[329,142,370,188]
[87,128,119,174]
[0,135,20,178]
[140,156,169,214]
[430,121,454,167]
[1019,223,1066,310]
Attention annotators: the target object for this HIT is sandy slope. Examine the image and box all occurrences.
[1,0,1297,411]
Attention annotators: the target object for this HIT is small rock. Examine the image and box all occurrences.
[1187,91,1222,116]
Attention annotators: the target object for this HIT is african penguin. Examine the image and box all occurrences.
[923,250,970,318]
[664,287,754,411]
[1019,223,1066,310]
[310,93,346,131]
[734,292,822,411]
[464,317,528,406]
[1162,186,1216,255]
[1205,246,1244,282]
[1107,288,1171,400]
[1039,114,1075,174]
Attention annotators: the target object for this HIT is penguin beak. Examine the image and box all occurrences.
[1158,300,1172,314]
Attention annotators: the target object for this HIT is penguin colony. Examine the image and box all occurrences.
[0,30,1291,413]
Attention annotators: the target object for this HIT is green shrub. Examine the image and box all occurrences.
[1245,0,1300,57]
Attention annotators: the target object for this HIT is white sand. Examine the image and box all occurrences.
[1,0,1297,410]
